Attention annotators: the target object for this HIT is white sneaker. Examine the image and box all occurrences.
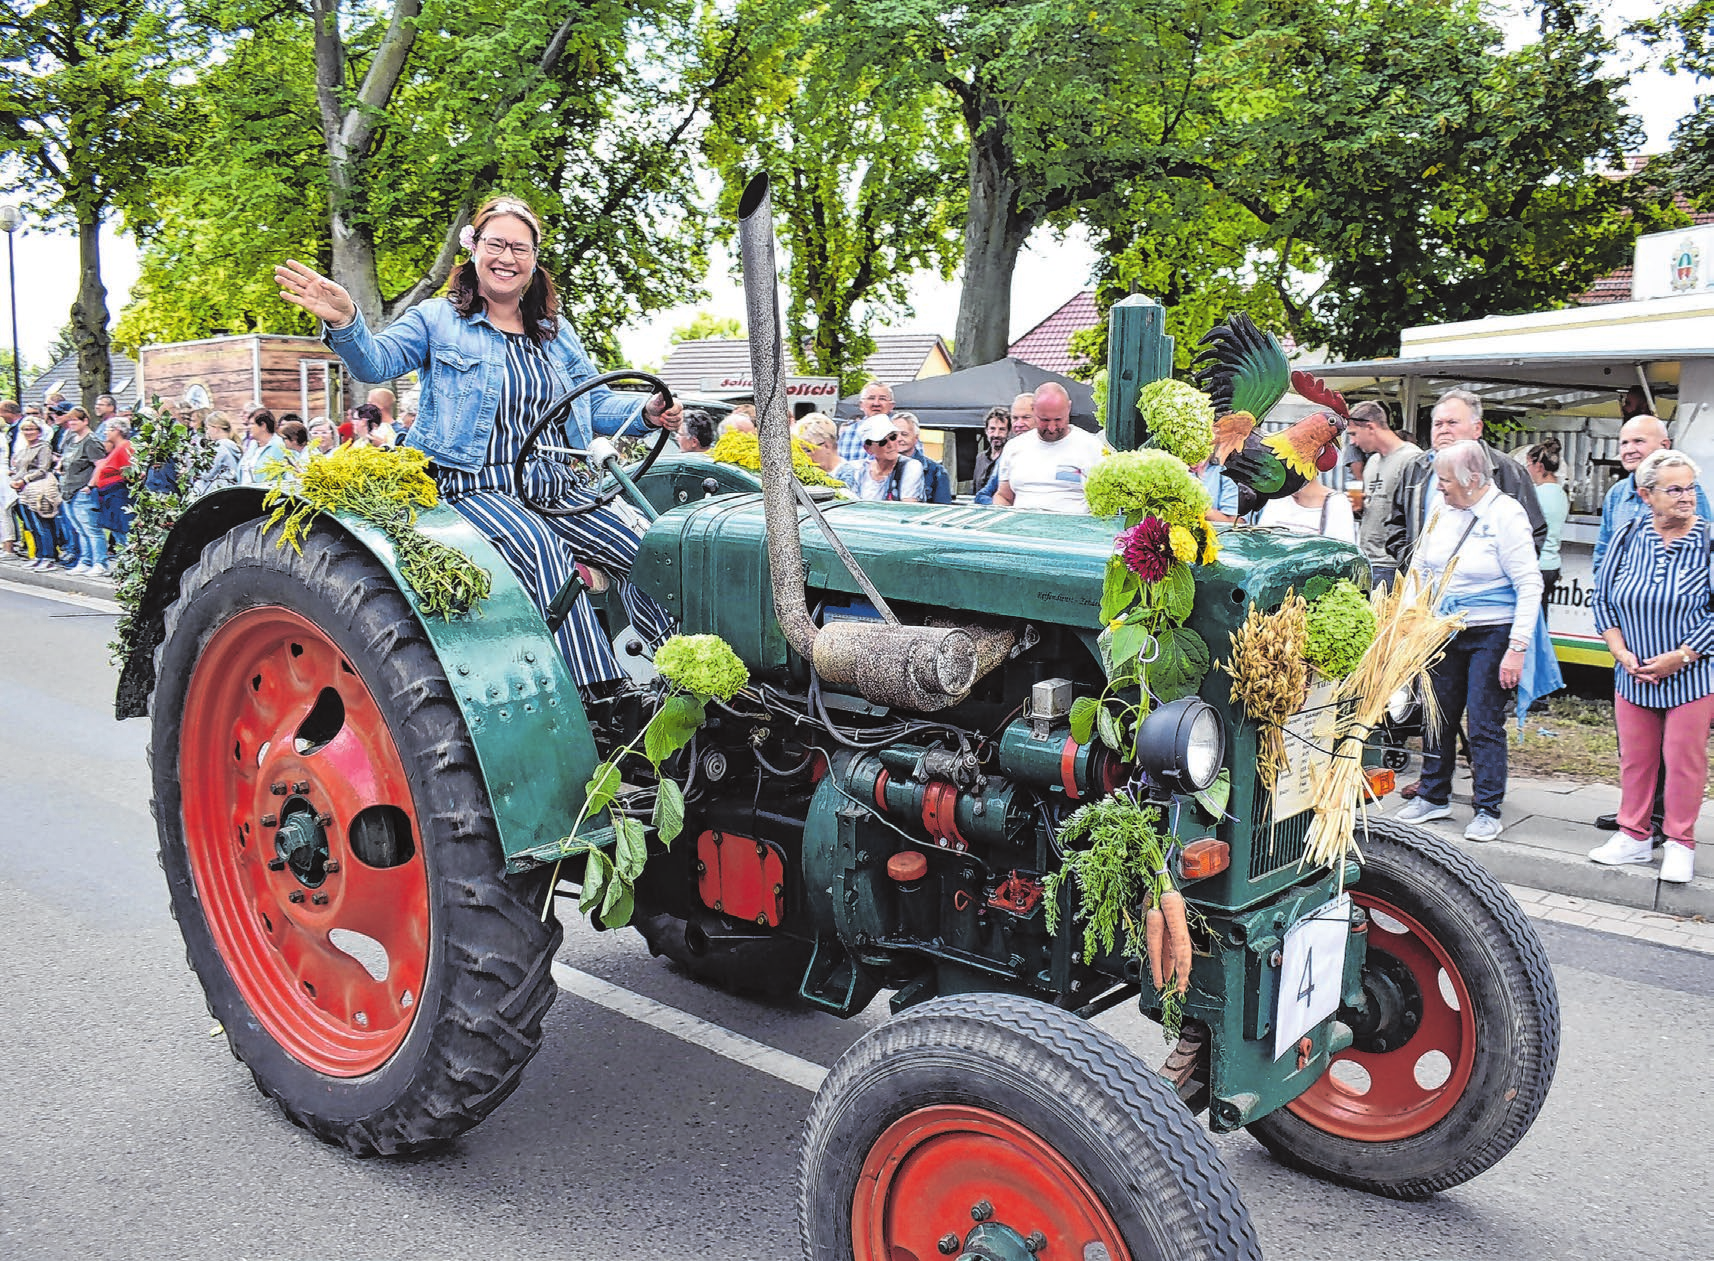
[1588,833,1654,867]
[1464,812,1505,842]
[69,563,92,575]
[1659,841,1696,884]
[1396,798,1453,825]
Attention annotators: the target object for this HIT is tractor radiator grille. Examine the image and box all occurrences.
[1248,790,1313,881]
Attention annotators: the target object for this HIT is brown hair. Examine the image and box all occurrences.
[249,408,277,436]
[1348,399,1391,427]
[446,195,561,345]
[1525,435,1561,475]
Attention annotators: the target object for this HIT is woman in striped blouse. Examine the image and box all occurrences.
[1589,449,1714,883]
[277,196,681,689]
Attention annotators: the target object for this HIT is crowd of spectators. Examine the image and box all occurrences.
[0,382,414,581]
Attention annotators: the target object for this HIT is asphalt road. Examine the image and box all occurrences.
[3,578,1712,1261]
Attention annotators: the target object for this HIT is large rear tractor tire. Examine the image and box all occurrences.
[1246,818,1559,1198]
[151,520,562,1155]
[801,993,1262,1261]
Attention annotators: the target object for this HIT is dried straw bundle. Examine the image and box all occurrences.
[1302,570,1464,876]
[1224,590,1310,790]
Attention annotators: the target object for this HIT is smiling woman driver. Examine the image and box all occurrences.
[275,195,682,689]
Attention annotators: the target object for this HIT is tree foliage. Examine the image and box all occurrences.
[1636,0,1714,207]
[1069,0,1664,364]
[0,0,187,402]
[702,0,964,394]
[670,311,744,343]
[117,0,749,363]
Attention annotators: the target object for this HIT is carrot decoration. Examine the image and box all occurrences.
[1159,888,1192,996]
[1145,904,1167,991]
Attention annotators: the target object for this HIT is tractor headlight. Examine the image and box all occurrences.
[1135,697,1226,795]
[1386,684,1415,724]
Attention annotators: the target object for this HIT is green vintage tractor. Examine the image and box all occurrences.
[117,178,1557,1261]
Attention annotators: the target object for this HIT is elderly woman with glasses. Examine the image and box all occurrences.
[1588,449,1714,883]
[1395,439,1556,843]
[843,415,923,502]
[274,195,682,690]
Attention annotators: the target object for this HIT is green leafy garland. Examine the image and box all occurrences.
[553,634,750,929]
[109,401,218,667]
[261,443,491,619]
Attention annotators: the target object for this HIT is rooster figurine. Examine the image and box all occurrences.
[1191,313,1351,518]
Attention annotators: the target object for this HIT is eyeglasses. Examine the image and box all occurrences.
[479,237,537,260]
[1647,484,1697,498]
[868,434,899,445]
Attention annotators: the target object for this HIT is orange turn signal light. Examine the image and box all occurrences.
[1178,838,1231,881]
[1363,767,1396,800]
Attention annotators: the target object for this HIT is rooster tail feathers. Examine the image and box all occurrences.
[1193,313,1289,420]
[1289,369,1350,419]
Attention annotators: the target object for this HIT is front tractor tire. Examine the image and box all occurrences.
[1246,818,1560,1199]
[801,993,1262,1261]
[151,520,562,1155]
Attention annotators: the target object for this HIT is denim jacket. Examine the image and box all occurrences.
[323,298,646,473]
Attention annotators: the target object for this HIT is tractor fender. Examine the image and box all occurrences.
[116,487,599,869]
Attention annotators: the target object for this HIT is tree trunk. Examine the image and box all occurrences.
[952,123,1033,370]
[69,211,111,408]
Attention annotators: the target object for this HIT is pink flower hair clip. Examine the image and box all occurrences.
[458,224,477,253]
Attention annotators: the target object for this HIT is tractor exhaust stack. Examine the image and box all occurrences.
[735,172,982,711]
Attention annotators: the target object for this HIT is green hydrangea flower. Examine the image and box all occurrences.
[655,634,750,701]
[1136,379,1215,467]
[1304,580,1377,678]
[1084,449,1211,533]
[1092,368,1109,433]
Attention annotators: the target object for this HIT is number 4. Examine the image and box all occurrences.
[1297,947,1316,1006]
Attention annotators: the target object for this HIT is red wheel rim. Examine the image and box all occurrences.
[851,1105,1132,1261]
[180,606,429,1076]
[1287,892,1476,1140]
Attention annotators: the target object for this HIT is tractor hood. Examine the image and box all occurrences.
[631,495,1365,678]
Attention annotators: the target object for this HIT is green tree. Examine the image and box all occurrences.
[1253,0,1663,359]
[117,0,751,363]
[819,0,1286,368]
[1074,0,1661,364]
[0,0,186,404]
[704,0,964,392]
[670,312,744,343]
[1637,0,1714,206]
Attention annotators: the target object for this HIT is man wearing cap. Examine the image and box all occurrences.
[841,415,924,502]
[993,383,1107,513]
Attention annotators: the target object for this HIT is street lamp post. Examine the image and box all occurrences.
[0,205,20,407]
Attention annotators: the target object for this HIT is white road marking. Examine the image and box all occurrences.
[552,962,829,1092]
[0,576,122,614]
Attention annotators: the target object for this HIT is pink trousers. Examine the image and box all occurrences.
[1615,692,1714,847]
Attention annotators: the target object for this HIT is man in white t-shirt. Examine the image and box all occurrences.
[993,383,1106,513]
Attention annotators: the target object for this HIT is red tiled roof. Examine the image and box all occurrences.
[1008,291,1101,377]
[1577,266,1635,306]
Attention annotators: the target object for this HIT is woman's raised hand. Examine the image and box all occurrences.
[275,259,357,328]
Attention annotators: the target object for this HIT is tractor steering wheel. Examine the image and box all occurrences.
[512,370,676,518]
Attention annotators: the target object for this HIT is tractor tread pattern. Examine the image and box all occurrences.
[151,520,562,1157]
[800,991,1262,1261]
